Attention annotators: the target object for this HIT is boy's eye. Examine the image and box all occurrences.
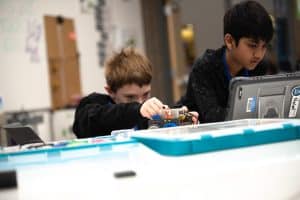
[143,92,150,99]
[128,96,135,100]
[125,96,135,101]
[248,43,258,48]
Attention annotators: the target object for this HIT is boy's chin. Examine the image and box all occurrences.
[245,64,258,71]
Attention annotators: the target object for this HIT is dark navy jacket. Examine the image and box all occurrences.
[177,46,268,123]
[72,93,148,138]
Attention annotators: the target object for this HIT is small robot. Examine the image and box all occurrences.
[148,108,194,129]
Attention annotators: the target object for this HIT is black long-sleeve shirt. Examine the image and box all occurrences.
[72,93,148,138]
[177,46,268,123]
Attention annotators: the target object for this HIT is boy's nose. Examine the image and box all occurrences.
[136,97,145,104]
[254,47,266,59]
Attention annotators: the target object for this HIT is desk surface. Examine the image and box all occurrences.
[1,139,300,200]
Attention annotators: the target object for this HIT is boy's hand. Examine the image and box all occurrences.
[140,97,168,119]
[181,106,199,124]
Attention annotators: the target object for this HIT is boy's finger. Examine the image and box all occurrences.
[149,98,165,112]
[189,111,198,118]
[152,98,164,108]
[181,106,188,112]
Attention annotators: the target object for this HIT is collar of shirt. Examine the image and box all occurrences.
[222,49,249,82]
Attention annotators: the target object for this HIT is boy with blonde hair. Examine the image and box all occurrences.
[73,47,166,138]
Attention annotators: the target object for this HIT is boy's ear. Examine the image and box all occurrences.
[104,86,114,95]
[105,85,117,101]
[224,33,235,50]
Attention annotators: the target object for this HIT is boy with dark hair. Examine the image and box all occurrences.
[177,1,274,123]
[73,47,167,138]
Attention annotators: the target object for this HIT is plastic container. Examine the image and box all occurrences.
[0,135,137,171]
[131,119,300,156]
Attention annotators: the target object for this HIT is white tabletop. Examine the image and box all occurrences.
[1,139,300,200]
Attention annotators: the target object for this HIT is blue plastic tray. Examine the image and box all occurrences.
[0,135,137,171]
[131,119,300,156]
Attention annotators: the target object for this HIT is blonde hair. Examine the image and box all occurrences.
[105,47,152,92]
